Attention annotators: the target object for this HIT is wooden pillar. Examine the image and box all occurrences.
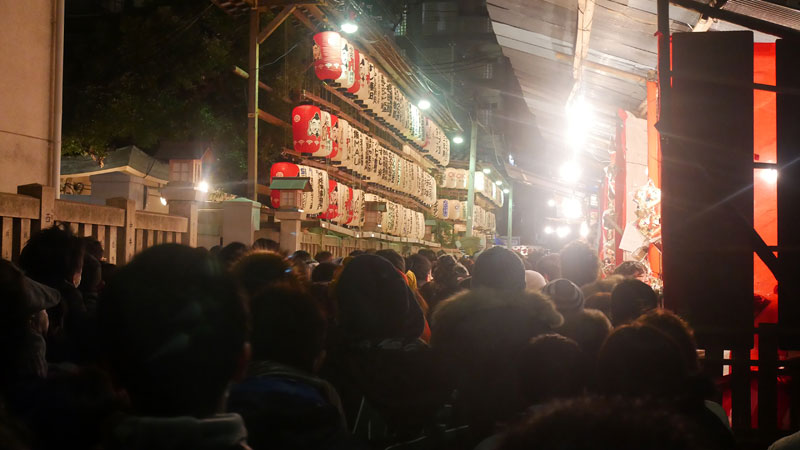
[107,198,136,265]
[169,200,198,247]
[247,1,260,200]
[18,184,56,233]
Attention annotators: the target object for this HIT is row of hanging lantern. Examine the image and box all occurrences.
[269,162,427,239]
[439,168,505,208]
[292,104,437,207]
[312,31,450,167]
[433,199,497,232]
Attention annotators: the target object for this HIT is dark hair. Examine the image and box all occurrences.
[79,254,102,294]
[232,251,301,298]
[595,324,688,399]
[217,242,249,269]
[559,240,600,287]
[19,225,84,287]
[557,308,612,360]
[311,262,339,283]
[610,279,659,326]
[584,292,612,317]
[406,254,432,285]
[581,274,624,299]
[613,261,648,278]
[472,246,526,292]
[499,396,704,450]
[314,251,334,264]
[517,334,585,404]
[535,253,561,281]
[636,309,699,371]
[99,244,248,417]
[289,250,312,263]
[376,249,405,273]
[82,237,104,262]
[249,285,326,372]
[348,250,365,257]
[418,248,437,263]
[252,238,280,252]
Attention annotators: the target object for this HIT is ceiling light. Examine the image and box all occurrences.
[544,225,554,235]
[418,99,431,110]
[547,198,556,207]
[198,180,210,193]
[503,188,510,194]
[341,22,358,34]
[453,136,464,144]
[558,160,582,184]
[482,168,491,174]
[556,226,571,238]
[562,198,583,219]
[495,180,502,186]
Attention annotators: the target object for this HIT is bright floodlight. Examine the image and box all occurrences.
[562,198,583,219]
[418,99,432,110]
[503,188,510,194]
[453,136,464,144]
[760,168,778,184]
[495,180,502,186]
[579,221,590,238]
[566,96,594,150]
[198,180,210,193]
[544,225,554,235]
[341,22,359,34]
[547,198,556,207]
[160,197,167,206]
[559,160,582,184]
[556,225,571,238]
[482,167,491,174]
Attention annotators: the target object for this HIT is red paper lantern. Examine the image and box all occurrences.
[347,49,360,94]
[319,179,339,220]
[313,32,343,80]
[269,162,299,208]
[292,105,322,154]
[329,114,339,159]
[343,186,355,225]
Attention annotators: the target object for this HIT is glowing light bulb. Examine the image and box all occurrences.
[544,226,554,235]
[580,221,590,238]
[341,22,358,34]
[562,198,583,219]
[495,180,502,186]
[160,197,167,206]
[453,136,464,144]
[418,99,431,110]
[760,169,778,184]
[503,188,509,194]
[482,168,491,174]
[198,180,210,193]
[559,160,582,184]
[547,199,556,207]
[556,226,571,238]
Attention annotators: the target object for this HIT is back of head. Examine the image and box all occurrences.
[232,251,300,298]
[406,254,432,285]
[19,225,84,287]
[417,248,437,263]
[376,249,406,273]
[472,246,526,292]
[314,251,333,264]
[581,274,624,298]
[524,270,547,291]
[499,396,704,450]
[613,260,648,279]
[535,253,561,282]
[79,254,102,294]
[559,240,599,287]
[636,309,699,371]
[311,261,338,283]
[557,308,612,360]
[596,324,688,399]
[252,238,280,253]
[217,242,249,269]
[250,285,325,372]
[82,237,104,262]
[541,278,585,314]
[584,292,612,317]
[610,279,659,326]
[518,334,584,405]
[290,250,312,263]
[334,254,423,342]
[99,244,247,417]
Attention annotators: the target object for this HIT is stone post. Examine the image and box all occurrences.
[275,210,302,253]
[222,198,261,246]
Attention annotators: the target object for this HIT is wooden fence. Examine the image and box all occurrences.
[0,184,194,265]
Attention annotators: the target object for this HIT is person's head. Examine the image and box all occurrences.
[557,308,612,360]
[406,253,432,285]
[595,324,688,399]
[311,261,339,283]
[289,250,313,263]
[376,249,405,273]
[232,251,301,298]
[19,225,85,288]
[581,274,624,299]
[252,238,280,253]
[636,309,699,371]
[314,251,334,264]
[334,254,423,342]
[250,285,326,373]
[498,396,704,450]
[525,270,547,291]
[418,248,437,263]
[535,253,561,282]
[584,292,612,317]
[613,261,648,281]
[459,256,474,275]
[79,254,102,294]
[541,279,585,314]
[472,246,526,292]
[82,237,104,262]
[217,242,249,269]
[610,279,659,327]
[559,240,600,287]
[99,244,248,417]
[348,250,365,257]
[518,334,585,405]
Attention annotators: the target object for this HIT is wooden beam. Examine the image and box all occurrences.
[291,8,316,30]
[233,66,273,92]
[257,5,296,44]
[569,0,596,103]
[670,0,800,39]
[257,109,290,128]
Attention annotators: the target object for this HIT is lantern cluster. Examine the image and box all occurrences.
[312,31,450,167]
[439,168,505,208]
[364,194,427,240]
[433,200,497,232]
[292,105,437,208]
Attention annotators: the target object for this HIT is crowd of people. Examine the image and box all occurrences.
[0,225,792,449]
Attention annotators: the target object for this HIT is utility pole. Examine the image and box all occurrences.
[506,184,513,249]
[246,0,260,201]
[465,115,478,237]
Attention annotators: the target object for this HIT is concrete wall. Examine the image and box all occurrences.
[0,1,61,193]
